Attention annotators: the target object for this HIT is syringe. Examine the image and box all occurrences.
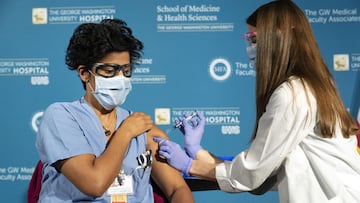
[174,112,198,128]
[165,112,198,134]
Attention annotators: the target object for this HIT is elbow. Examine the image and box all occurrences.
[78,179,110,198]
[87,188,107,198]
[249,175,277,195]
[167,184,194,203]
[249,188,267,195]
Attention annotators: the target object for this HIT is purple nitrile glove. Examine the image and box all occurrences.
[178,111,205,159]
[153,137,192,175]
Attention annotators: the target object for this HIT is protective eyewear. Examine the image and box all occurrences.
[90,63,133,78]
[243,31,257,44]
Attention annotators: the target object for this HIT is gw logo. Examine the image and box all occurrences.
[221,125,240,135]
[31,76,49,85]
[209,58,232,81]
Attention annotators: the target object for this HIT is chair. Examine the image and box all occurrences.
[28,160,43,203]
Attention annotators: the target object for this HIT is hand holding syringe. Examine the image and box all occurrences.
[165,112,198,134]
[174,112,198,128]
[161,111,205,159]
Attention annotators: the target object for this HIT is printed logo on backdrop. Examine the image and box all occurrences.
[131,58,167,85]
[156,4,234,32]
[334,54,349,71]
[0,58,50,85]
[155,107,240,135]
[333,53,360,71]
[154,108,171,125]
[209,58,231,81]
[32,6,116,24]
[304,8,360,24]
[33,8,48,24]
[208,58,255,81]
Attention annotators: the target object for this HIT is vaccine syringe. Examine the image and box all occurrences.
[174,112,198,128]
[165,112,198,134]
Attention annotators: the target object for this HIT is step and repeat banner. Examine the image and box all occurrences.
[0,0,359,202]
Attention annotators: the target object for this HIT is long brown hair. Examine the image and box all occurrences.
[251,0,358,140]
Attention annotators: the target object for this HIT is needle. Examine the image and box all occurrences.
[165,112,197,134]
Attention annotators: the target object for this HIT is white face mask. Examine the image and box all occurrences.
[88,74,132,110]
[246,43,257,68]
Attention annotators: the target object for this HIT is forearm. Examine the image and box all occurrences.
[189,159,219,181]
[195,149,223,164]
[82,131,133,192]
[97,129,132,171]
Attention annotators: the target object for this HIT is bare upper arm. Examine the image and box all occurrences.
[146,125,190,198]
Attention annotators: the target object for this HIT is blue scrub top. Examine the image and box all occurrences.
[36,97,154,202]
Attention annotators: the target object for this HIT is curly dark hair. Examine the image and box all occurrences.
[65,18,143,70]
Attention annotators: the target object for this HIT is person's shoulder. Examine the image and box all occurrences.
[270,81,294,103]
[273,77,315,106]
[45,101,67,110]
[268,78,303,106]
[44,100,80,114]
[116,107,132,118]
[275,77,307,95]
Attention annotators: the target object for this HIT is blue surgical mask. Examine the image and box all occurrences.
[88,73,132,110]
[246,43,256,68]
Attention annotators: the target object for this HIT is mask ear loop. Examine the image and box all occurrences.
[85,70,97,93]
[87,80,95,93]
[79,67,92,86]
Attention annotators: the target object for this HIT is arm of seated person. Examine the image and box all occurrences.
[147,125,195,203]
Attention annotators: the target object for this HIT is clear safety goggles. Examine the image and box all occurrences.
[243,31,257,44]
[89,63,133,78]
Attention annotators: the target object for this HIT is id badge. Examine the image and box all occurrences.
[110,194,127,203]
[107,172,133,195]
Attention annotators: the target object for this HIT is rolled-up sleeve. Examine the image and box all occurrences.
[216,80,314,192]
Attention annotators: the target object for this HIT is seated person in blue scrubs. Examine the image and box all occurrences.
[35,18,194,203]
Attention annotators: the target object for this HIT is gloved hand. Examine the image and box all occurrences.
[177,111,206,159]
[153,137,192,175]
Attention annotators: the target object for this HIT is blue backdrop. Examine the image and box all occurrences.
[0,0,359,202]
